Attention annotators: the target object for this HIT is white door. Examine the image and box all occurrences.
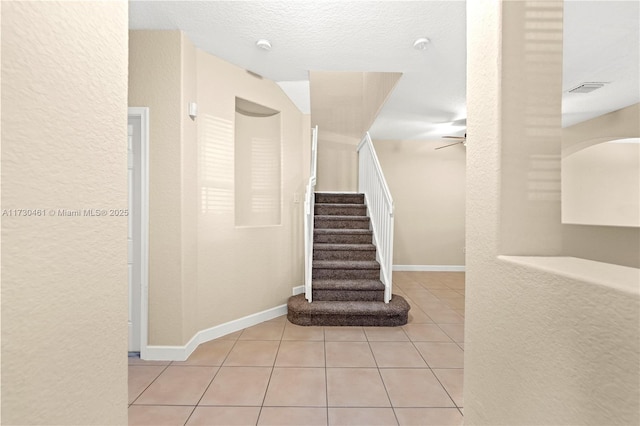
[128,116,142,352]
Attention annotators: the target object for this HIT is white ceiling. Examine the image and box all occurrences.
[129,1,639,140]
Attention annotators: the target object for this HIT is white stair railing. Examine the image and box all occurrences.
[304,126,319,302]
[357,132,394,303]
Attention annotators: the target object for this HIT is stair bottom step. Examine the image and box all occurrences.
[287,294,410,327]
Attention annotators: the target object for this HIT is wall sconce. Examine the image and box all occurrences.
[188,102,198,120]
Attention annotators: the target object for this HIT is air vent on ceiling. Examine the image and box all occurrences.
[567,82,608,94]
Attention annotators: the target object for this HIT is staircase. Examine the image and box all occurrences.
[288,193,410,326]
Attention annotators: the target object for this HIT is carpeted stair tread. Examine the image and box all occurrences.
[313,260,380,270]
[287,294,410,326]
[312,279,385,291]
[315,193,365,204]
[314,215,371,229]
[313,243,376,251]
[290,191,407,325]
[314,229,372,235]
[315,215,369,221]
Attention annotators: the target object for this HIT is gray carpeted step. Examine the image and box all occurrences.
[315,193,364,205]
[313,243,377,261]
[312,260,380,280]
[314,229,372,244]
[315,203,367,216]
[314,215,370,229]
[287,294,410,326]
[292,191,405,326]
[312,279,385,302]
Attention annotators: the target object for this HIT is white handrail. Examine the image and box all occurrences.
[304,126,319,302]
[357,132,394,303]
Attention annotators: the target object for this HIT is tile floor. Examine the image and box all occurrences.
[129,271,465,426]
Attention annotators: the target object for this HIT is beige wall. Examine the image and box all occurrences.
[129,31,306,346]
[465,2,639,425]
[373,139,465,266]
[310,71,401,191]
[196,50,305,332]
[1,1,128,424]
[561,103,640,268]
[129,31,186,345]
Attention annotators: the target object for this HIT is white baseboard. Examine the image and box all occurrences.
[292,285,305,295]
[144,303,288,361]
[393,265,466,272]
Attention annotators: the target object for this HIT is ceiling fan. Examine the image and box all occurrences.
[435,133,466,150]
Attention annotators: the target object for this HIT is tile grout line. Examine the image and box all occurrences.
[181,333,243,425]
[128,362,172,407]
[366,327,400,426]
[255,322,286,425]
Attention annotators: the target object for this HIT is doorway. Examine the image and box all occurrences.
[128,108,149,357]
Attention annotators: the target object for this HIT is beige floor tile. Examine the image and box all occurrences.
[429,289,464,299]
[380,369,455,408]
[328,407,398,425]
[403,288,437,300]
[438,323,465,342]
[173,339,235,366]
[282,322,325,341]
[364,326,409,341]
[275,341,325,367]
[186,406,261,426]
[394,408,463,426]
[263,367,326,406]
[128,365,166,404]
[420,281,450,290]
[134,366,218,405]
[433,369,464,407]
[265,315,287,324]
[392,288,408,297]
[369,342,427,368]
[402,324,453,342]
[406,307,434,324]
[413,299,451,312]
[128,357,171,366]
[258,407,327,426]
[218,330,243,340]
[324,326,367,341]
[199,366,272,406]
[223,340,280,367]
[326,341,377,367]
[413,342,464,368]
[426,309,465,324]
[439,297,466,310]
[128,405,194,426]
[326,368,391,407]
[238,322,285,340]
[445,280,465,290]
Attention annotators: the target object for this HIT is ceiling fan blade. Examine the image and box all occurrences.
[442,135,465,140]
[435,141,464,150]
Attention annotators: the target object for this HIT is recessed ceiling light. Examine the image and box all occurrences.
[256,39,272,51]
[413,37,430,50]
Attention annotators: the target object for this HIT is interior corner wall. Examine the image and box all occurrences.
[180,33,200,342]
[195,50,305,332]
[373,139,465,266]
[1,1,128,424]
[561,103,640,268]
[129,30,185,345]
[310,71,401,192]
[465,1,639,425]
[129,31,305,348]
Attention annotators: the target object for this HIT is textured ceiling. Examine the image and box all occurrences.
[129,1,639,140]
